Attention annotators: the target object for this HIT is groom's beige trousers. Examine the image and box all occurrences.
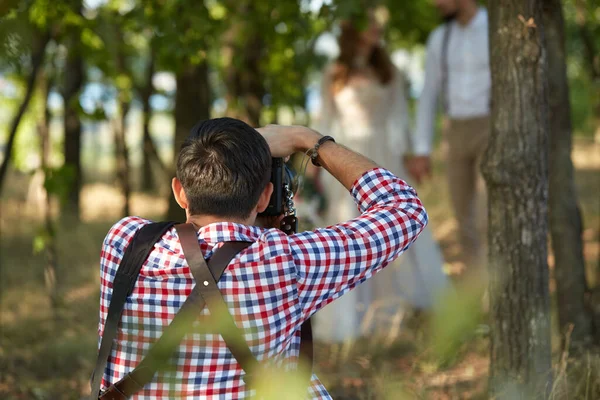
[444,115,490,270]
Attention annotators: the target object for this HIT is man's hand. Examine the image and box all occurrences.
[256,125,321,157]
[405,155,432,184]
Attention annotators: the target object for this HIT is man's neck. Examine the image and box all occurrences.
[187,214,252,229]
[456,3,479,26]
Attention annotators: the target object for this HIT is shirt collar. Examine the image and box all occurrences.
[194,222,265,244]
[452,7,487,30]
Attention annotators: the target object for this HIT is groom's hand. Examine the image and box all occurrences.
[406,155,431,184]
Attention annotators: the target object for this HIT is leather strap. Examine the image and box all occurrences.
[97,227,251,398]
[178,223,314,391]
[98,222,314,398]
[176,223,262,379]
[91,221,176,400]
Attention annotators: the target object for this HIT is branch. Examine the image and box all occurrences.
[0,30,51,197]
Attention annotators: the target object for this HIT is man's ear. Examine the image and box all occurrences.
[172,177,188,210]
[256,182,274,213]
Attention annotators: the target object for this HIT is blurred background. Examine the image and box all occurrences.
[0,0,599,398]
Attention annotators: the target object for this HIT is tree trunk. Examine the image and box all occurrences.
[484,1,553,398]
[543,0,595,351]
[114,102,131,217]
[38,69,59,310]
[573,0,600,144]
[113,22,132,217]
[166,62,210,222]
[141,48,157,192]
[0,30,50,197]
[223,11,265,127]
[573,0,599,81]
[239,31,265,127]
[61,24,84,223]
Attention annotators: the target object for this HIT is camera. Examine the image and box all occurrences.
[259,158,295,217]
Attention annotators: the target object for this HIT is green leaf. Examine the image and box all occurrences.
[33,231,49,254]
[81,27,105,50]
[43,165,76,205]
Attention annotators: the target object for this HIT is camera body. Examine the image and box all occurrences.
[259,158,293,217]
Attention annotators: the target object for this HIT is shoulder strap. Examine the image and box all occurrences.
[90,221,176,400]
[178,223,314,392]
[441,21,452,114]
[98,223,313,398]
[176,223,261,377]
[98,225,252,398]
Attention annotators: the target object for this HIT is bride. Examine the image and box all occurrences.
[311,15,450,343]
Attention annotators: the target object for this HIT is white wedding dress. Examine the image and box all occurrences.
[311,67,450,343]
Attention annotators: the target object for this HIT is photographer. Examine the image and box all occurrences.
[93,118,428,399]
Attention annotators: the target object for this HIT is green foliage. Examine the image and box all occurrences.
[33,228,52,254]
[43,164,76,204]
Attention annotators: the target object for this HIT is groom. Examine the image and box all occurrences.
[409,0,491,271]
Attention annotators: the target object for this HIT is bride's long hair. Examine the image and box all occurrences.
[331,19,394,93]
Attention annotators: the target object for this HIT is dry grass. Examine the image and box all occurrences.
[0,140,598,399]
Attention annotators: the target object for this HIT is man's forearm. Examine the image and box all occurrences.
[296,132,380,191]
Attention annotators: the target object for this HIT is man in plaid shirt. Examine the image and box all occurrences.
[98,118,428,398]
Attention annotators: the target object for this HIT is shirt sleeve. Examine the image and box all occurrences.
[386,68,411,156]
[289,168,428,320]
[414,29,442,155]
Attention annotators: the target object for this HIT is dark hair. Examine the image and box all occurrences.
[176,117,272,219]
[331,20,394,93]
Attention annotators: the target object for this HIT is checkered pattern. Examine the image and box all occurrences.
[98,168,427,399]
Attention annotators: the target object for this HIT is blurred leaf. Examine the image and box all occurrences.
[33,228,53,254]
[43,165,76,205]
[81,27,104,50]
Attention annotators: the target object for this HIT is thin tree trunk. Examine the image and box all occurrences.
[114,102,131,217]
[166,61,210,222]
[141,48,157,192]
[38,69,59,310]
[113,21,132,217]
[0,30,50,197]
[61,20,84,223]
[240,31,265,127]
[573,0,599,81]
[543,0,595,351]
[484,1,553,398]
[223,7,265,127]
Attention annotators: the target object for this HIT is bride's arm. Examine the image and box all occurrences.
[313,65,337,135]
[386,67,411,157]
[309,66,338,186]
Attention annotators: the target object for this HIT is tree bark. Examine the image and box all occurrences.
[0,30,50,197]
[37,69,59,310]
[573,0,599,81]
[140,48,157,192]
[484,1,553,398]
[166,62,210,222]
[61,23,84,222]
[114,23,131,217]
[114,102,131,217]
[223,4,265,127]
[543,0,595,350]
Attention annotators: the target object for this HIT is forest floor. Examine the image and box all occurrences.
[0,138,598,399]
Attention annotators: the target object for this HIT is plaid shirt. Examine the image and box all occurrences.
[98,168,427,399]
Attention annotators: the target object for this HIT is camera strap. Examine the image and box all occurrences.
[93,222,313,399]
